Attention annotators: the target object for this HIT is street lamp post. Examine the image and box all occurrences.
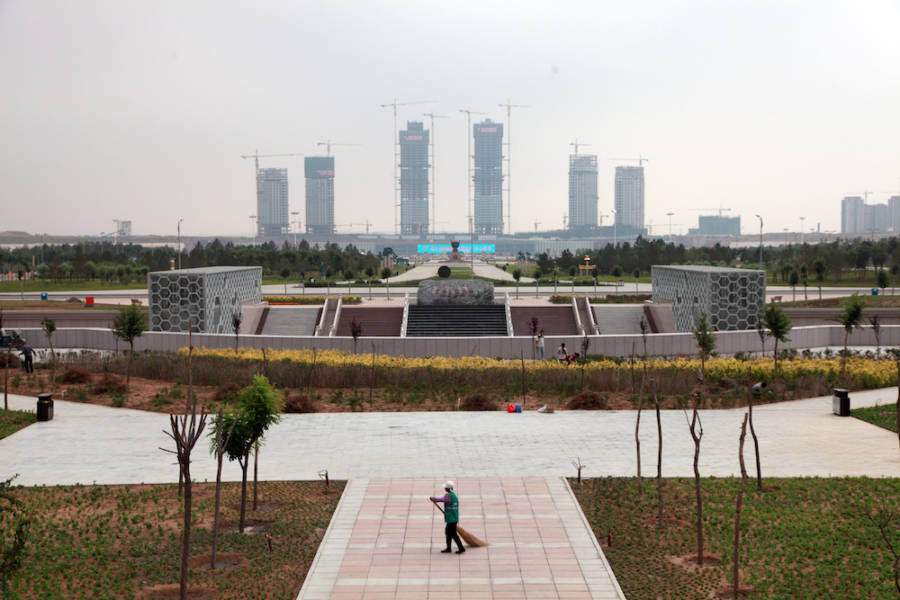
[799,216,805,245]
[177,218,184,270]
[291,211,300,247]
[755,214,763,268]
[611,209,617,247]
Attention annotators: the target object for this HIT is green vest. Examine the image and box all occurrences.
[444,491,459,524]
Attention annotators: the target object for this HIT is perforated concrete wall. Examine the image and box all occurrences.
[651,265,766,332]
[149,267,262,333]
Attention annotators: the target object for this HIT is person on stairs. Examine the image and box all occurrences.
[430,480,465,554]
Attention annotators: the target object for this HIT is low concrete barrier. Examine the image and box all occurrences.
[13,325,900,359]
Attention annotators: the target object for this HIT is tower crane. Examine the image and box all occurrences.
[240,150,303,171]
[609,155,649,167]
[498,99,530,234]
[423,112,450,235]
[380,98,435,234]
[317,141,360,157]
[691,206,732,217]
[570,139,592,155]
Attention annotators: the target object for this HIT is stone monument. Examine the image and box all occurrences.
[417,279,494,305]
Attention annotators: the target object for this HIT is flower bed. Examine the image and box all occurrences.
[262,295,362,305]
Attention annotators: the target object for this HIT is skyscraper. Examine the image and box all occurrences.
[256,168,289,237]
[614,166,644,229]
[305,156,335,235]
[568,154,598,229]
[890,196,900,232]
[864,203,889,233]
[400,121,430,236]
[841,196,864,234]
[473,119,503,235]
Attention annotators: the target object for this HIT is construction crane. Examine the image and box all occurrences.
[317,141,360,157]
[423,112,450,235]
[570,139,592,155]
[459,108,488,227]
[609,155,649,167]
[380,99,435,234]
[240,150,303,171]
[692,206,732,217]
[498,99,530,235]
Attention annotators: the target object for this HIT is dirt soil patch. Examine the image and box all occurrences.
[142,583,217,599]
[571,477,900,600]
[9,480,345,599]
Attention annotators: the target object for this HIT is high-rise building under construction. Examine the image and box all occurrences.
[614,166,645,230]
[400,121,429,236]
[305,156,335,235]
[256,168,289,236]
[568,154,598,229]
[473,119,503,235]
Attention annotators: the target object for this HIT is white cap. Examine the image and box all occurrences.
[443,480,454,490]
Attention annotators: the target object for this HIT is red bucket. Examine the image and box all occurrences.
[85,296,94,306]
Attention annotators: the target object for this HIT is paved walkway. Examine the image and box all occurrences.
[3,387,899,487]
[298,477,624,600]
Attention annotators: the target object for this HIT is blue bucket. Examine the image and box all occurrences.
[514,404,522,413]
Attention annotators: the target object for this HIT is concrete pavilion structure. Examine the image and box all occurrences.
[148,266,262,333]
[651,265,766,332]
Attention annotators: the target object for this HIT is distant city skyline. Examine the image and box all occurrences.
[1,1,899,238]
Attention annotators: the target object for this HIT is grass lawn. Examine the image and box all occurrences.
[0,409,36,439]
[6,480,344,600]
[779,294,900,308]
[0,280,146,293]
[572,476,900,599]
[852,403,899,433]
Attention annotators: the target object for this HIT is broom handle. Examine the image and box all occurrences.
[431,499,445,514]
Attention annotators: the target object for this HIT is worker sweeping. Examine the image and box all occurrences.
[430,480,465,554]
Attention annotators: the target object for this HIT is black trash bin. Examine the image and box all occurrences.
[37,393,53,421]
[832,388,850,417]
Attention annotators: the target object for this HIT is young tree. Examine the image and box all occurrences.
[512,267,522,299]
[207,404,237,569]
[40,318,57,394]
[877,269,889,296]
[692,312,715,384]
[221,375,283,532]
[655,391,664,527]
[862,493,900,596]
[813,257,827,301]
[161,329,207,600]
[633,268,640,293]
[732,413,749,600]
[685,405,704,565]
[761,305,792,378]
[112,304,146,394]
[280,266,291,294]
[755,320,766,359]
[635,318,649,499]
[869,314,882,357]
[232,311,242,353]
[579,335,590,390]
[350,318,363,354]
[789,269,799,302]
[833,294,865,381]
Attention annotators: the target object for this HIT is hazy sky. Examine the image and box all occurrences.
[2,0,899,238]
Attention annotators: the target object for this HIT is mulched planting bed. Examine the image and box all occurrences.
[5,480,344,600]
[0,408,37,439]
[852,403,899,433]
[571,476,900,599]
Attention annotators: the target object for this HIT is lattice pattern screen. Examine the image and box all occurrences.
[149,267,261,333]
[652,266,765,332]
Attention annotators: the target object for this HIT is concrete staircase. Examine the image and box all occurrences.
[509,306,579,336]
[592,305,646,335]
[406,304,508,337]
[261,306,322,336]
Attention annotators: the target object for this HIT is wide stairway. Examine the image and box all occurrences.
[406,304,508,337]
[261,306,322,336]
[592,305,646,334]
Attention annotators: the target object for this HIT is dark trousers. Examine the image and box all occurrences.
[23,357,33,374]
[445,522,463,551]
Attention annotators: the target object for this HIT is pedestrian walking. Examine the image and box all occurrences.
[536,330,545,360]
[20,343,34,374]
[429,480,465,554]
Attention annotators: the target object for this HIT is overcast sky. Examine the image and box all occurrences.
[2,0,899,238]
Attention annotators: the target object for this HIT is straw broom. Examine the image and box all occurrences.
[431,501,489,547]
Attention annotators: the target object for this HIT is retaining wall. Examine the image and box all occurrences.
[14,325,900,359]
